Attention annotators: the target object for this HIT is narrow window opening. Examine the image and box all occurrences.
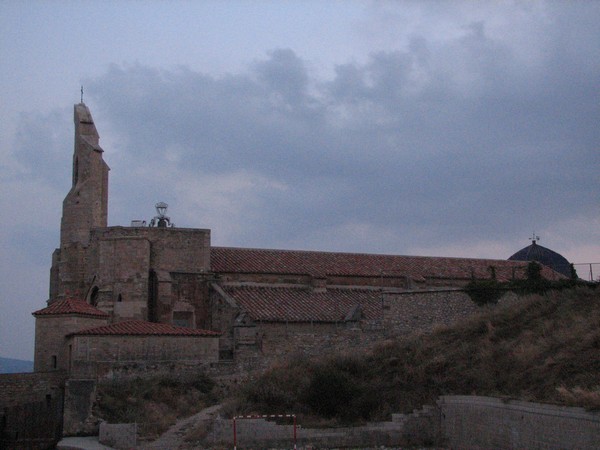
[51,355,57,369]
[73,156,79,186]
[117,294,122,302]
[90,286,99,306]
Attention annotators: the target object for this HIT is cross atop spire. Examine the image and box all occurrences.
[529,232,540,244]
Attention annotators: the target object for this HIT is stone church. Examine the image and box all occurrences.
[32,103,565,380]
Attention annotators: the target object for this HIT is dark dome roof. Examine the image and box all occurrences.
[508,241,572,278]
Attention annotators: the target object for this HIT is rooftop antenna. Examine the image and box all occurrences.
[80,85,84,103]
[529,232,540,244]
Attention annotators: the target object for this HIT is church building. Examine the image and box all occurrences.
[32,103,566,380]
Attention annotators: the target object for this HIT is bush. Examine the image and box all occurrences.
[305,365,358,418]
[465,279,505,306]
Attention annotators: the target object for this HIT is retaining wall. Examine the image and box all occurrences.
[198,405,438,449]
[0,371,66,407]
[196,396,600,449]
[439,395,600,450]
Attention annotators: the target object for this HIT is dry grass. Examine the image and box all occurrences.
[234,287,600,424]
[94,373,220,438]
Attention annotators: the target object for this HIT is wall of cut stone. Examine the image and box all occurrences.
[0,371,66,408]
[68,334,219,380]
[383,289,480,334]
[34,315,109,372]
[223,290,520,373]
[87,226,211,322]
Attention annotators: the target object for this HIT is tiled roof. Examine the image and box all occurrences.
[211,247,563,282]
[32,298,109,317]
[219,285,383,323]
[68,320,221,337]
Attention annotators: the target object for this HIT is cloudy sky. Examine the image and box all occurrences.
[1,1,599,361]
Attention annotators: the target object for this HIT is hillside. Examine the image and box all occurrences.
[234,287,599,423]
[0,357,33,374]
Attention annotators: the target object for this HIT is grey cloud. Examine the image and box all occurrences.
[13,108,72,189]
[80,12,599,250]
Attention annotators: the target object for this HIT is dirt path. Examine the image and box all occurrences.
[137,403,224,449]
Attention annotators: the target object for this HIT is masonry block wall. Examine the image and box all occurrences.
[219,290,519,373]
[439,396,600,450]
[384,290,480,333]
[55,104,109,299]
[0,372,66,408]
[198,397,599,449]
[88,226,211,322]
[33,314,109,372]
[68,334,219,380]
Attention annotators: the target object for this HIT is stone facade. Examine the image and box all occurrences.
[68,334,219,380]
[33,314,109,372]
[34,103,562,382]
[87,226,211,323]
[0,372,66,408]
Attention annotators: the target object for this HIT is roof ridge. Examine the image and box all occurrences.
[68,319,221,337]
[32,297,109,317]
[211,245,521,262]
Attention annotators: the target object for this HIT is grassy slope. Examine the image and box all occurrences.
[94,374,220,437]
[235,287,600,424]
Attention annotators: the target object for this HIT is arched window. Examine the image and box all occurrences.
[90,286,99,306]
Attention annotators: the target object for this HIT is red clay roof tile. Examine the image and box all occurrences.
[210,247,563,282]
[68,320,221,337]
[220,285,383,323]
[32,298,109,317]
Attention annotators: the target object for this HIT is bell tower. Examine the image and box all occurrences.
[49,103,110,301]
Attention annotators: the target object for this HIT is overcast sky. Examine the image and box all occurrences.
[1,1,599,361]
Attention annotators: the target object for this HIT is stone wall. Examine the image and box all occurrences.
[256,321,384,365]
[68,334,219,380]
[0,371,66,408]
[34,314,109,372]
[383,289,480,333]
[439,395,600,450]
[88,226,211,322]
[224,290,519,374]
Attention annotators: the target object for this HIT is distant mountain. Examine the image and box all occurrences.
[0,357,33,373]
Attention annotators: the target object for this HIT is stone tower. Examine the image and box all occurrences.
[49,103,110,301]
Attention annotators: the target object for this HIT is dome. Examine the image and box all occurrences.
[508,239,572,278]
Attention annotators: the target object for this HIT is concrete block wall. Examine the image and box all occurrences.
[439,395,600,450]
[201,404,437,449]
[198,397,599,449]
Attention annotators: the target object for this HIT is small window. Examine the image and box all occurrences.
[173,311,193,328]
[51,355,57,369]
[117,294,122,302]
[90,286,99,306]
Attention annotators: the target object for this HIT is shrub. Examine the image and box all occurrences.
[305,365,359,418]
[465,279,505,305]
